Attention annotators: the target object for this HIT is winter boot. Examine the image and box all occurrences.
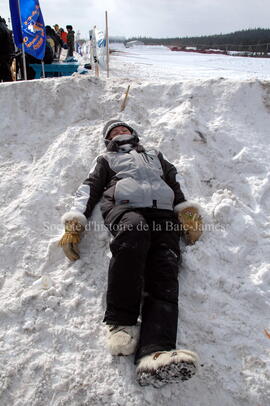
[136,349,199,388]
[107,325,139,356]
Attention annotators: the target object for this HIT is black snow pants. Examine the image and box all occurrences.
[103,209,181,363]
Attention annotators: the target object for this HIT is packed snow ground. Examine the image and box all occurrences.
[108,43,270,80]
[0,46,270,405]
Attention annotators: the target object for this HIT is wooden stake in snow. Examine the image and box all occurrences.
[105,11,109,78]
[264,328,270,339]
[120,85,131,112]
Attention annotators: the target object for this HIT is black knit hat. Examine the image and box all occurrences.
[103,120,138,140]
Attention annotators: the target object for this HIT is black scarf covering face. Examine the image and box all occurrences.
[106,133,145,153]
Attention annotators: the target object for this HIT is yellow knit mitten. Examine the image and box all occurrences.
[59,219,85,261]
[178,207,203,245]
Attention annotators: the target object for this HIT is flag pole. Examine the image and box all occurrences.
[41,61,45,78]
[17,0,27,80]
[21,43,27,80]
[105,10,109,78]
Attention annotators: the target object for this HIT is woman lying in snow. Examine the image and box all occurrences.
[59,119,203,388]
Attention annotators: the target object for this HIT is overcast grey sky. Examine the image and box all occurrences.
[1,0,270,39]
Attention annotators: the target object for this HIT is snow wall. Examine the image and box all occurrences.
[0,75,270,405]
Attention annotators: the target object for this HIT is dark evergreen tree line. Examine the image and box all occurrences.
[127,28,270,52]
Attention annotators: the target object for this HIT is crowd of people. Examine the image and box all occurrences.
[45,24,75,61]
[26,24,75,79]
[0,18,75,82]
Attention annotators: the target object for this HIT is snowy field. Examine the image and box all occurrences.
[109,43,270,80]
[0,46,270,405]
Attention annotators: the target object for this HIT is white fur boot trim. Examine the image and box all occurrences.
[61,210,87,226]
[107,325,139,356]
[136,349,199,387]
[174,201,201,213]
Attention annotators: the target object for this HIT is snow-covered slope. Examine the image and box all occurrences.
[0,69,270,405]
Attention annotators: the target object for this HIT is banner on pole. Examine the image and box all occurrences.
[9,0,46,60]
[94,28,106,68]
[90,28,99,77]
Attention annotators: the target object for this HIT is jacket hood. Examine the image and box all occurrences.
[103,120,139,141]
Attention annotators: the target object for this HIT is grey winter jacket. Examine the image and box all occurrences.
[70,148,186,226]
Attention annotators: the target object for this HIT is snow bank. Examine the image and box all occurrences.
[0,73,270,405]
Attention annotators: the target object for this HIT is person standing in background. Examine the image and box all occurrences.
[66,25,75,58]
[59,28,68,44]
[52,25,65,61]
[0,16,14,82]
[53,24,60,35]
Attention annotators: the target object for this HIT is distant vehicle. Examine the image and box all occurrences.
[125,40,144,48]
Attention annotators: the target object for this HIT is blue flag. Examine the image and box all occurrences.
[9,0,46,60]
